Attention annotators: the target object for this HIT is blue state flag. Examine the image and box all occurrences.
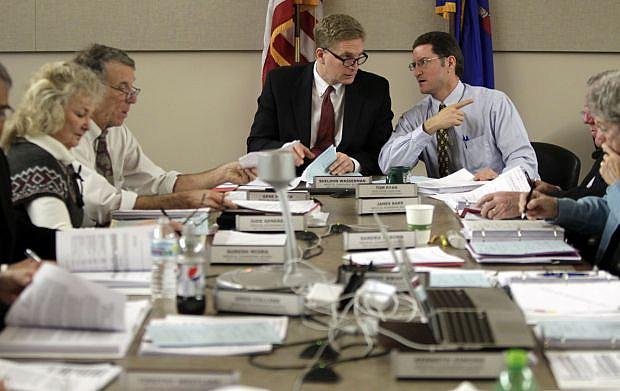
[454,0,495,88]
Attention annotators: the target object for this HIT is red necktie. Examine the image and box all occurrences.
[311,85,335,156]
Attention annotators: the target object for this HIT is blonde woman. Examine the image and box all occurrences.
[1,62,103,230]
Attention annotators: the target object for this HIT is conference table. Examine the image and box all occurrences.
[105,195,566,390]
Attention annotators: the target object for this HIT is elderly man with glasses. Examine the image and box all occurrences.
[379,31,537,181]
[247,14,393,176]
[72,44,253,226]
[521,70,620,274]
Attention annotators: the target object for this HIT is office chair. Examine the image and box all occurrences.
[531,142,581,190]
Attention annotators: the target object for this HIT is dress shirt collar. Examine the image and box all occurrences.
[87,119,104,138]
[25,134,75,165]
[313,62,344,97]
[430,80,465,111]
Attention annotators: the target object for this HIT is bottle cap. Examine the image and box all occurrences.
[505,349,528,369]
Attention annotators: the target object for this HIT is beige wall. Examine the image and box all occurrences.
[2,51,619,179]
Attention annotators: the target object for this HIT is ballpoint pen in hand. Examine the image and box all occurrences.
[521,171,535,219]
[24,248,42,263]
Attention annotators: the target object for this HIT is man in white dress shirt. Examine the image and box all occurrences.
[72,44,253,225]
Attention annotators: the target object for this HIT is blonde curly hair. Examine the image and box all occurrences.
[1,61,104,149]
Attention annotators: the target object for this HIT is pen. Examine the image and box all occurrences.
[521,171,535,219]
[24,248,42,263]
[540,272,591,278]
[160,208,170,218]
[462,135,469,149]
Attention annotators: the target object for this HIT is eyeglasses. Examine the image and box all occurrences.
[323,48,368,67]
[0,105,14,120]
[107,84,141,102]
[408,56,444,71]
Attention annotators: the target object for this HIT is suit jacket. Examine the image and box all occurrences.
[0,149,55,263]
[549,150,606,200]
[247,62,394,175]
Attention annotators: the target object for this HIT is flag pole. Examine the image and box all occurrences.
[293,0,320,64]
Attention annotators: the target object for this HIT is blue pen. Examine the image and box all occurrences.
[462,135,469,149]
[540,272,590,278]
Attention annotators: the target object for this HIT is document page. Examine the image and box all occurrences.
[546,351,620,390]
[6,263,126,331]
[56,225,153,271]
[301,145,337,183]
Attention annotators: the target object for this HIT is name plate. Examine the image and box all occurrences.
[214,288,305,315]
[314,176,372,189]
[210,245,285,264]
[338,268,428,291]
[357,197,420,215]
[343,230,416,251]
[356,183,418,198]
[235,214,306,232]
[247,191,309,201]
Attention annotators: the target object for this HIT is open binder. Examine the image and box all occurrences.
[461,220,581,264]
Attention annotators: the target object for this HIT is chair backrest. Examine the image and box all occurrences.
[531,142,581,190]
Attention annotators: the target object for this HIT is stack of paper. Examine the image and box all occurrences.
[0,359,122,391]
[546,351,620,390]
[466,240,581,264]
[140,316,288,356]
[56,225,154,271]
[343,246,465,267]
[112,207,211,220]
[537,319,620,349]
[0,264,151,358]
[508,280,620,324]
[431,166,530,210]
[74,271,151,295]
[416,169,488,194]
[232,199,319,215]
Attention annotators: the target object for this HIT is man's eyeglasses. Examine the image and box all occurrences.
[0,105,14,120]
[107,84,141,102]
[408,56,444,71]
[323,48,368,67]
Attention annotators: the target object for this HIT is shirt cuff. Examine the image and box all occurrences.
[160,171,181,195]
[350,157,361,173]
[120,189,139,210]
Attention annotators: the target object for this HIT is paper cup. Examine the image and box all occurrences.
[405,204,434,246]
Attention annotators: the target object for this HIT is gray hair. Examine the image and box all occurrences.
[587,69,618,86]
[0,62,12,88]
[587,70,620,126]
[314,14,365,49]
[1,61,104,149]
[73,43,135,80]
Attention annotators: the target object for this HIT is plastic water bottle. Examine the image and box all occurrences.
[150,216,178,299]
[496,349,539,391]
[176,222,206,315]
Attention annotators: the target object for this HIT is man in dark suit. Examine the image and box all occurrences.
[247,14,393,176]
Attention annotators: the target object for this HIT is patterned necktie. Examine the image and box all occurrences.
[436,103,450,177]
[95,129,114,185]
[311,85,335,156]
[65,164,84,208]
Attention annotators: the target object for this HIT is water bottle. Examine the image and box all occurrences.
[150,216,178,300]
[176,222,206,315]
[496,349,539,391]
